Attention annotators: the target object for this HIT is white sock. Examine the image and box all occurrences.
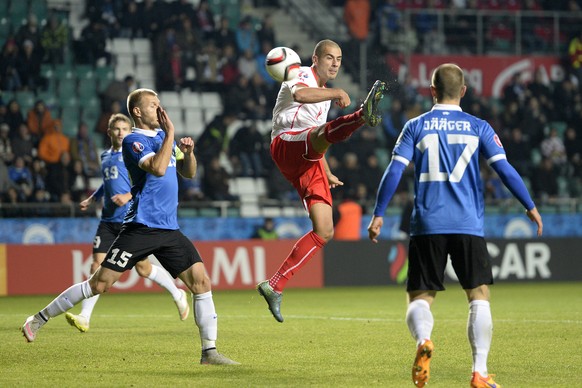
[41,280,93,319]
[406,299,434,346]
[80,294,101,319]
[194,291,218,351]
[147,265,182,301]
[468,300,492,376]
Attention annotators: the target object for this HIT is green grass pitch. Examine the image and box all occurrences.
[1,282,580,387]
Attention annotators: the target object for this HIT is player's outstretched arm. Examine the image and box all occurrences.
[294,86,350,108]
[526,207,543,236]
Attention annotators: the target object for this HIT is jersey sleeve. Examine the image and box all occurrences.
[123,135,155,167]
[392,119,415,163]
[479,121,506,162]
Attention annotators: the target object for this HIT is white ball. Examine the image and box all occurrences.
[265,46,302,82]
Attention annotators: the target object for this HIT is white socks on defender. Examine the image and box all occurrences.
[406,299,434,346]
[147,265,182,301]
[194,291,218,351]
[41,280,93,319]
[79,295,101,319]
[468,299,492,376]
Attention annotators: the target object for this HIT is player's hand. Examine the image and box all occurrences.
[367,216,384,243]
[111,193,132,207]
[526,207,543,236]
[178,137,194,154]
[327,173,343,189]
[79,197,93,211]
[334,89,351,109]
[157,106,174,134]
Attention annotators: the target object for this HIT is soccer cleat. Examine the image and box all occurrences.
[412,339,434,387]
[65,313,90,333]
[21,315,44,342]
[200,348,240,365]
[361,80,386,127]
[175,289,190,321]
[256,280,284,323]
[471,372,501,388]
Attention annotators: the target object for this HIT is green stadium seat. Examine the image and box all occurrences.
[60,107,81,137]
[0,17,12,41]
[29,0,48,22]
[95,66,114,92]
[15,91,35,112]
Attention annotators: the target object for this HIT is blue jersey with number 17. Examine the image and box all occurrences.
[122,128,180,230]
[393,104,506,237]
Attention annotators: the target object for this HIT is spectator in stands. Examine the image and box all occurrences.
[202,155,236,201]
[2,186,22,208]
[531,157,559,202]
[238,48,258,80]
[196,113,236,170]
[229,121,265,177]
[223,76,255,118]
[38,120,70,166]
[16,40,42,91]
[421,27,448,54]
[219,43,240,91]
[8,156,33,201]
[257,13,276,49]
[0,39,23,92]
[344,0,370,50]
[502,72,527,106]
[11,123,35,165]
[95,100,123,148]
[520,96,548,148]
[101,75,136,114]
[0,123,14,165]
[0,159,14,200]
[197,40,222,91]
[78,20,111,65]
[360,153,384,200]
[335,152,362,200]
[41,13,68,64]
[540,126,568,170]
[569,30,582,84]
[176,16,203,80]
[248,72,275,120]
[119,0,143,38]
[500,100,522,134]
[15,14,42,53]
[5,100,25,135]
[252,217,279,240]
[235,16,260,56]
[45,151,74,202]
[527,67,553,114]
[333,196,363,241]
[70,158,89,201]
[195,0,216,40]
[30,158,47,196]
[382,98,407,149]
[213,16,237,51]
[69,122,100,177]
[27,100,55,140]
[553,76,579,124]
[503,127,531,177]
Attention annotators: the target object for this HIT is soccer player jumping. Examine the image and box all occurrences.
[257,39,386,322]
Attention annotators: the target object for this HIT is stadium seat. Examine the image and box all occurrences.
[0,18,12,41]
[199,92,222,109]
[159,91,181,108]
[95,66,114,92]
[132,38,151,55]
[240,203,261,217]
[110,38,132,55]
[184,109,206,138]
[57,78,77,98]
[15,91,36,112]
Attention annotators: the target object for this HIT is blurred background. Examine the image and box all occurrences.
[0,0,581,243]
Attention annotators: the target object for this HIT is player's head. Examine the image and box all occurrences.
[312,39,342,83]
[127,88,160,129]
[430,63,466,103]
[107,113,132,149]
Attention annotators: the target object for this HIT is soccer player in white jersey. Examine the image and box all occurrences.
[64,113,190,333]
[367,64,543,388]
[21,89,238,365]
[257,39,386,322]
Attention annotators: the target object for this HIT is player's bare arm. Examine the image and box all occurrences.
[367,215,384,243]
[177,137,197,179]
[526,207,543,236]
[322,157,343,188]
[111,192,132,207]
[293,86,351,107]
[140,107,176,176]
[79,196,94,211]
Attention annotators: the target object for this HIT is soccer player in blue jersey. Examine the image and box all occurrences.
[21,89,238,365]
[64,113,190,333]
[367,64,542,388]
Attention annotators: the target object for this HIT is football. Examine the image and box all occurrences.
[265,46,302,82]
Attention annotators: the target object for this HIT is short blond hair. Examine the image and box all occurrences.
[126,88,157,122]
[108,113,132,129]
[431,63,465,102]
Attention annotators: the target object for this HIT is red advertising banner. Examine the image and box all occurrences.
[1,241,322,296]
[387,54,565,98]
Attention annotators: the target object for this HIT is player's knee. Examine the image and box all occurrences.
[316,228,333,243]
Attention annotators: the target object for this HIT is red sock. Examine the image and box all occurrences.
[269,231,326,293]
[323,109,364,143]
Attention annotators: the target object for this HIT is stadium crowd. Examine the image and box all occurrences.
[0,0,582,217]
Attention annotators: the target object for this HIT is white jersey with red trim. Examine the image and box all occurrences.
[271,66,331,141]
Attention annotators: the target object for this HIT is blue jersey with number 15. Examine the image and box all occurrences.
[393,104,506,237]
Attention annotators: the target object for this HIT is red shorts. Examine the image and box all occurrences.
[271,128,332,210]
